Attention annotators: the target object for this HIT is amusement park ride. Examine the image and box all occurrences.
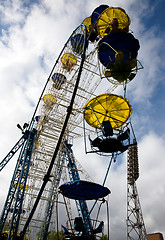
[0,5,147,240]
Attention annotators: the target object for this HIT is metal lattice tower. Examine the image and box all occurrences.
[127,140,147,240]
[0,123,37,240]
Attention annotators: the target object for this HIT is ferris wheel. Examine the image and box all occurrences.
[0,5,146,240]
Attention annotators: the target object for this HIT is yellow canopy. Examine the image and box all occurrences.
[84,93,132,129]
[61,53,77,71]
[43,94,56,106]
[96,7,131,37]
[82,16,92,32]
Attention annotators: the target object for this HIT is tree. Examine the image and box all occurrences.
[47,230,64,240]
[36,230,64,240]
[100,234,108,240]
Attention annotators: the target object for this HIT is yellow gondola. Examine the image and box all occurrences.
[82,16,98,42]
[61,53,77,71]
[43,94,56,106]
[82,16,92,32]
[84,93,132,129]
[96,7,131,37]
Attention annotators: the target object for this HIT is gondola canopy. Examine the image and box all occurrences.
[59,180,110,200]
[84,93,132,129]
[98,31,140,66]
[96,7,131,37]
[91,4,109,28]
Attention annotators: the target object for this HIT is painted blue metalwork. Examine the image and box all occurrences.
[0,124,37,239]
[40,153,65,240]
[0,130,29,171]
[64,141,93,236]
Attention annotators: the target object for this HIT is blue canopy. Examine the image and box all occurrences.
[59,180,110,200]
[98,31,140,68]
[91,5,109,27]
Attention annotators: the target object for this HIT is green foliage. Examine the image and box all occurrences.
[100,234,108,240]
[47,230,64,240]
[36,230,64,240]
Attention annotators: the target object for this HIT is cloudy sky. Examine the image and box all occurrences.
[0,0,165,239]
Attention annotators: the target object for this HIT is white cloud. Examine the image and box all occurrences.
[0,0,28,25]
[138,133,165,235]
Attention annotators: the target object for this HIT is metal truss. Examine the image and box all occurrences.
[127,142,147,240]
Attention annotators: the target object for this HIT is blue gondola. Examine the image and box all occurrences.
[98,31,140,81]
[98,31,140,67]
[71,34,86,55]
[52,73,66,89]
